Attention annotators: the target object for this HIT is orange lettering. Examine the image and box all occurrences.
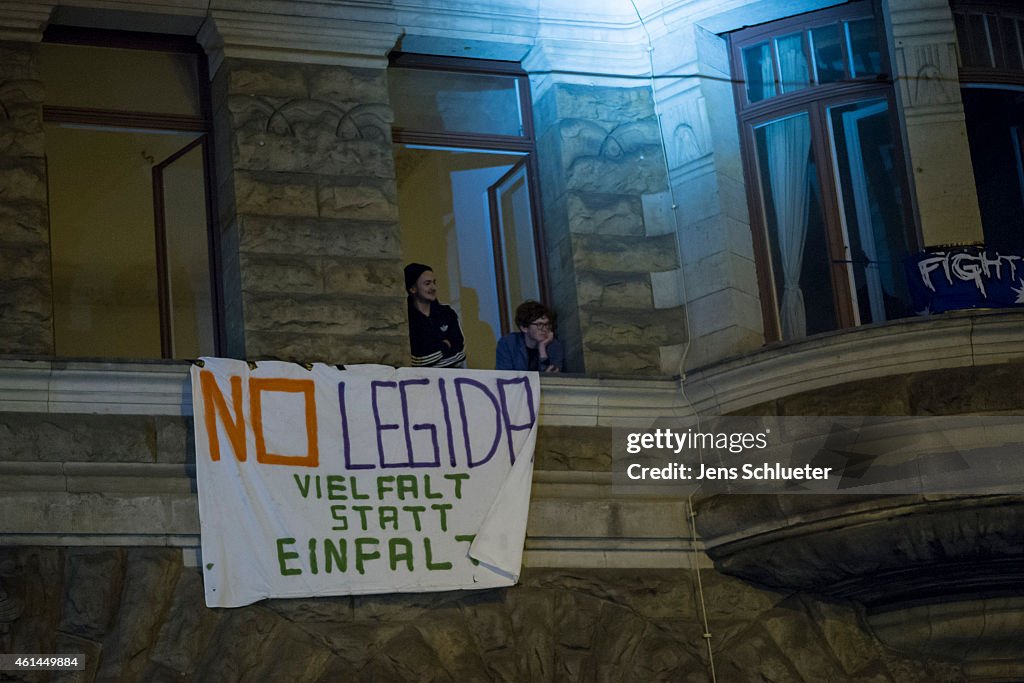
[250,377,319,468]
[199,371,246,462]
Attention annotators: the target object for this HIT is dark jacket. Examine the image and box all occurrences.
[495,332,564,372]
[408,299,466,367]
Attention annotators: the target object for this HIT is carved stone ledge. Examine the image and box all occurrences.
[695,493,1024,603]
[0,3,54,42]
[695,488,1024,675]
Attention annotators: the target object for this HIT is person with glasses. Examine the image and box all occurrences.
[495,300,564,372]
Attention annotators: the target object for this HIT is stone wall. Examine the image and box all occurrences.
[213,58,407,365]
[731,360,1024,417]
[533,83,687,377]
[0,41,51,356]
[0,412,191,466]
[657,26,765,370]
[0,547,963,682]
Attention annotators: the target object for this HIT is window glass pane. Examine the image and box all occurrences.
[1017,19,1024,70]
[743,42,776,103]
[47,124,203,357]
[394,145,537,365]
[492,162,540,325]
[776,33,810,93]
[963,88,1024,253]
[389,68,524,136]
[828,99,911,325]
[754,114,836,338]
[989,15,1008,69]
[811,24,845,84]
[846,18,882,77]
[954,13,971,66]
[161,144,215,358]
[965,14,994,68]
[999,17,1023,71]
[40,44,201,116]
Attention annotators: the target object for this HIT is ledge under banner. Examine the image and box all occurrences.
[190,359,539,608]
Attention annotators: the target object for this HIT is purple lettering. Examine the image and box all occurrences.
[372,381,401,468]
[454,378,501,468]
[399,378,440,468]
[497,377,536,465]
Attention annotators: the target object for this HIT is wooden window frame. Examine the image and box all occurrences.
[952,1,1024,86]
[730,1,917,341]
[41,27,224,359]
[388,53,549,336]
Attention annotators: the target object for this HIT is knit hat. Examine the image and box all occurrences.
[404,262,433,291]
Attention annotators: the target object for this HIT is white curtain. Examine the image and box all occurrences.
[763,114,812,338]
[758,44,774,100]
[776,34,809,93]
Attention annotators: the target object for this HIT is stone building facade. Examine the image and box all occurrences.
[1,0,1023,680]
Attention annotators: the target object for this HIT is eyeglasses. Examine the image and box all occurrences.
[529,321,552,330]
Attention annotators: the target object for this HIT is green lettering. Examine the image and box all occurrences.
[324,538,346,572]
[350,476,369,500]
[326,475,348,500]
[308,538,319,575]
[377,476,395,500]
[396,474,418,500]
[353,505,372,531]
[330,504,348,531]
[294,474,312,498]
[431,503,452,532]
[402,505,426,531]
[355,538,381,574]
[276,537,301,576]
[423,474,443,499]
[379,506,399,530]
[455,534,479,566]
[423,537,452,571]
[444,473,470,499]
[389,538,414,571]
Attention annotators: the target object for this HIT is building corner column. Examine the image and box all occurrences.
[886,0,984,247]
[198,7,408,364]
[524,36,687,377]
[0,3,55,355]
[651,21,766,371]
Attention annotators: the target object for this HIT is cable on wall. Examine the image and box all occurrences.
[627,2,717,681]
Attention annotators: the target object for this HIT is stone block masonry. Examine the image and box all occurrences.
[0,41,52,355]
[533,83,687,376]
[0,547,964,682]
[213,58,407,365]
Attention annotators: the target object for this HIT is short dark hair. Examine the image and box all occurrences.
[515,300,554,330]
[404,263,432,292]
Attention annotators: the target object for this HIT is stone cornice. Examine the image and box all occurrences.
[0,2,54,42]
[0,0,797,77]
[204,0,400,68]
[0,462,706,569]
[681,310,1024,416]
[0,311,1021,421]
[201,10,401,70]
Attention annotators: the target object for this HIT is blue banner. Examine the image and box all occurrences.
[905,246,1024,313]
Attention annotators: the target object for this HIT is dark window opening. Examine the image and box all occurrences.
[963,87,1024,253]
[389,54,546,368]
[41,29,219,360]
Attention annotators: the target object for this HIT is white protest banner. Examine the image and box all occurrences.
[190,359,538,608]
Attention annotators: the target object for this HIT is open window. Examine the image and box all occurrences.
[954,1,1024,253]
[389,54,546,367]
[731,1,916,340]
[41,29,219,359]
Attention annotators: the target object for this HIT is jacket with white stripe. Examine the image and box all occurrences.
[407,298,466,368]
